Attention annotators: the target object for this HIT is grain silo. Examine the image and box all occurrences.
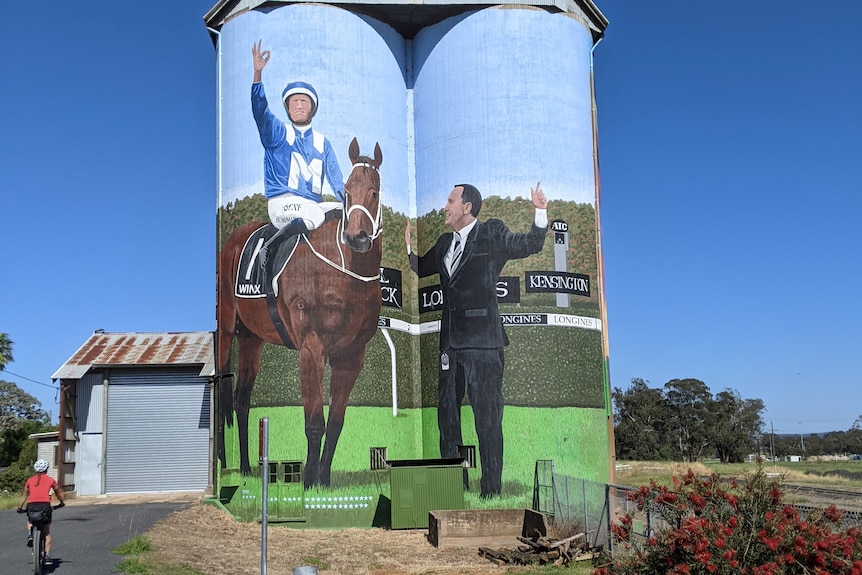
[204,0,611,528]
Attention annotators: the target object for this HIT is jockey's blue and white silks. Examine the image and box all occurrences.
[252,82,345,203]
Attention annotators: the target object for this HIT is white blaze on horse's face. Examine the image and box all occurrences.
[342,169,381,253]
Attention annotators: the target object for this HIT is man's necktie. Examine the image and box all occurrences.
[450,238,463,273]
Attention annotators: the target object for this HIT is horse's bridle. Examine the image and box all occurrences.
[298,160,381,283]
[340,161,382,245]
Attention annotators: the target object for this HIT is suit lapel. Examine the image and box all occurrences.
[437,232,454,280]
[449,222,480,280]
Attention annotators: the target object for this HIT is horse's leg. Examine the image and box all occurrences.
[298,333,327,487]
[235,330,264,475]
[319,349,366,486]
[216,257,238,468]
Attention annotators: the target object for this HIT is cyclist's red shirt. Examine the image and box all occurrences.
[25,474,57,504]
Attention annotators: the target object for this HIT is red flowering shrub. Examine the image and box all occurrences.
[595,462,862,575]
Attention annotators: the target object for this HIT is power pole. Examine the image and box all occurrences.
[770,420,775,461]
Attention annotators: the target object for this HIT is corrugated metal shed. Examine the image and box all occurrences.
[51,331,214,380]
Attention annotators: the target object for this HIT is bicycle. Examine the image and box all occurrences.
[18,502,64,575]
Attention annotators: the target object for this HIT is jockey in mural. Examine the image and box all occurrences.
[251,39,346,263]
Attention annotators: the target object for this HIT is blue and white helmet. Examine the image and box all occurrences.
[282,81,318,118]
[34,459,49,473]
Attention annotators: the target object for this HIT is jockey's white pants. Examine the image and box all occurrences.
[267,194,341,231]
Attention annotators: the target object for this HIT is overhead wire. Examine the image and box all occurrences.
[0,368,59,389]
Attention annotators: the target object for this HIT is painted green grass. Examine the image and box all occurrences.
[221,404,610,523]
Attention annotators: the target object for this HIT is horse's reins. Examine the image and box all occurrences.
[296,161,382,283]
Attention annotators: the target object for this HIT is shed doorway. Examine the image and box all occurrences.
[104,369,210,493]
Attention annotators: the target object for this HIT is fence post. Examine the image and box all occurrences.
[260,417,269,575]
[582,478,589,538]
[605,483,613,556]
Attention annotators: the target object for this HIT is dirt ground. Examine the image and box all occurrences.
[144,501,533,575]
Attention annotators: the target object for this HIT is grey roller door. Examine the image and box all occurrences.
[105,369,210,493]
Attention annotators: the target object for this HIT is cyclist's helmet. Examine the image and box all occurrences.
[282,81,318,119]
[34,459,50,473]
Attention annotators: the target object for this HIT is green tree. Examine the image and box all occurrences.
[710,389,764,463]
[0,419,51,467]
[664,378,713,462]
[613,378,669,460]
[0,332,13,371]
[0,380,49,433]
[847,417,862,456]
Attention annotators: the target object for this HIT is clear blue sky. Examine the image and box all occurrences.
[1,1,859,435]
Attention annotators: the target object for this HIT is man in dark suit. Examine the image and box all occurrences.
[406,182,548,497]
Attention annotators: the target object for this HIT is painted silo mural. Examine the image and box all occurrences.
[210,1,610,526]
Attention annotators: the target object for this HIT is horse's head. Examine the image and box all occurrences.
[342,137,382,253]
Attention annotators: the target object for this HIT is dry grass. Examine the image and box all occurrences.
[146,502,541,575]
[615,460,862,490]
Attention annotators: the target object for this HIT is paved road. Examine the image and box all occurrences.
[0,501,190,574]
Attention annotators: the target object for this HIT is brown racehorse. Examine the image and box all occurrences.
[217,137,383,487]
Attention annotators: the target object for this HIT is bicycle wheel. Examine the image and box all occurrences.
[33,525,43,575]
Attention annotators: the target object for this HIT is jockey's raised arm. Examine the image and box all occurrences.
[252,39,270,83]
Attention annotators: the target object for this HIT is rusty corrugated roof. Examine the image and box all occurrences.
[51,331,215,380]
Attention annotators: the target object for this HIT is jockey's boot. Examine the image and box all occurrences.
[259,218,310,271]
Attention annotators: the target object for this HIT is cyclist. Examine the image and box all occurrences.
[18,459,65,563]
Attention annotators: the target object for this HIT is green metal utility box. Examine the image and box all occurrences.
[389,458,465,529]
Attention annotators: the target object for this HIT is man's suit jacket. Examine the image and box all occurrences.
[411,218,547,350]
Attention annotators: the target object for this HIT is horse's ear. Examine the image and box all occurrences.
[349,137,360,164]
[373,142,382,169]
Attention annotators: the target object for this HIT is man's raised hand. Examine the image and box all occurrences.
[531,181,548,209]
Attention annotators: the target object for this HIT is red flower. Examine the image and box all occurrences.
[688,492,707,509]
[765,538,780,551]
[724,493,739,510]
[769,486,782,504]
[824,506,844,523]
